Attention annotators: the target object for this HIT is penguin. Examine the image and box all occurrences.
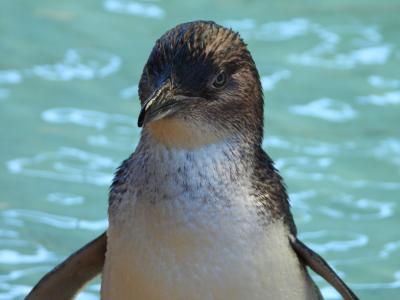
[26,21,358,300]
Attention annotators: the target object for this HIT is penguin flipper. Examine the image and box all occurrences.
[26,232,107,300]
[289,234,359,300]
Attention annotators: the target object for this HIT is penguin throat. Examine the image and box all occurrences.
[147,118,229,149]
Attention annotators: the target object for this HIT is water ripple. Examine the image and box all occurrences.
[41,107,137,149]
[379,240,400,259]
[42,107,134,130]
[0,267,43,281]
[28,49,121,81]
[321,195,395,220]
[0,48,121,87]
[263,136,343,156]
[351,271,400,289]
[320,285,340,299]
[0,245,55,265]
[289,190,316,224]
[290,44,392,69]
[0,70,23,100]
[368,75,400,89]
[0,70,22,84]
[287,22,391,69]
[47,192,85,206]
[2,209,107,231]
[299,230,368,253]
[224,18,392,69]
[86,134,133,149]
[275,156,333,170]
[358,91,400,105]
[103,0,165,19]
[0,229,19,238]
[284,169,400,190]
[289,98,357,122]
[75,291,99,300]
[6,147,116,186]
[120,84,138,99]
[371,138,400,167]
[0,284,31,300]
[260,69,291,91]
[223,18,311,41]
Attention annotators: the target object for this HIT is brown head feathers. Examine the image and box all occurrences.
[138,20,264,145]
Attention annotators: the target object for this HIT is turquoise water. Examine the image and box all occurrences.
[1,1,399,299]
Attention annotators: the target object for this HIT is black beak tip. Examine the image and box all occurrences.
[137,109,145,128]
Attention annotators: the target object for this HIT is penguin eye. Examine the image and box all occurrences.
[212,71,227,88]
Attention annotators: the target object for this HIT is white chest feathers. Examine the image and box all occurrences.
[101,142,318,300]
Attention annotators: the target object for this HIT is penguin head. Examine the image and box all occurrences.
[138,21,264,149]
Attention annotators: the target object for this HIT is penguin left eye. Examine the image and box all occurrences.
[212,71,228,89]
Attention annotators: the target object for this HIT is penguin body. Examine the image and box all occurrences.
[101,139,321,299]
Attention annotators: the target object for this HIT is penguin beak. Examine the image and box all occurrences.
[137,82,178,127]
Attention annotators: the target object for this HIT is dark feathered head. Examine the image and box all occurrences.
[138,21,264,149]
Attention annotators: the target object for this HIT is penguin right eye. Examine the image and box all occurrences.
[212,71,228,89]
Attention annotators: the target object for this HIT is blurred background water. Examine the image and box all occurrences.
[1,0,399,299]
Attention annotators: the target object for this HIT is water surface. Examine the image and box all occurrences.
[1,1,399,299]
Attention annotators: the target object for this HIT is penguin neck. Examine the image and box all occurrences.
[137,126,257,180]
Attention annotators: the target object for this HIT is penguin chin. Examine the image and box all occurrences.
[147,117,228,150]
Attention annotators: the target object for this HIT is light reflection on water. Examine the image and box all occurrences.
[1,210,107,231]
[0,49,121,91]
[103,0,165,19]
[1,1,399,299]
[7,147,116,186]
